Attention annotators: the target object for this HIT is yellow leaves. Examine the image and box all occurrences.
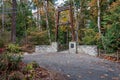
[82,28,101,42]
[58,10,70,32]
[95,33,101,41]
[32,0,42,6]
[109,0,120,12]
[89,0,97,7]
[89,0,98,18]
[60,11,69,23]
[60,26,68,32]
[29,30,47,36]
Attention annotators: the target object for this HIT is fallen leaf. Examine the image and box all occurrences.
[108,68,115,72]
[104,74,108,77]
[100,75,106,79]
[119,74,120,77]
[112,77,119,80]
[78,75,82,78]
[67,74,70,77]
[88,71,92,74]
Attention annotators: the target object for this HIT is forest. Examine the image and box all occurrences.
[0,0,119,53]
[0,0,120,80]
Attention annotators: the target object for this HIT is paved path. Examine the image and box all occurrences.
[23,51,120,80]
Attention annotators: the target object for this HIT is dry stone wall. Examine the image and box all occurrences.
[35,42,98,56]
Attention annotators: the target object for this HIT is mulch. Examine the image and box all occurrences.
[99,54,120,63]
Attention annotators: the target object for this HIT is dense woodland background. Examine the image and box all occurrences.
[0,0,120,79]
[0,0,120,53]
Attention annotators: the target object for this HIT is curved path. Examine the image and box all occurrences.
[23,51,120,80]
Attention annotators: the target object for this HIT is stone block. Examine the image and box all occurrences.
[69,42,77,53]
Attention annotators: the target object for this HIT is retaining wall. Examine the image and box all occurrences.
[77,45,98,56]
[35,42,98,56]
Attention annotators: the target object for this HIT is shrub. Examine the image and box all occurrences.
[25,61,39,71]
[0,31,11,45]
[0,54,8,71]
[102,24,120,53]
[102,4,120,53]
[8,55,22,71]
[0,39,4,48]
[82,29,100,45]
[7,43,20,53]
[28,31,50,45]
[8,71,25,80]
[0,53,22,71]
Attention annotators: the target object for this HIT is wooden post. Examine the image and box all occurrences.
[55,5,75,42]
[69,4,75,41]
[117,49,120,62]
[117,50,119,61]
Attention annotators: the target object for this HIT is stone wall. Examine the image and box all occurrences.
[35,42,98,56]
[77,45,98,56]
[35,42,58,53]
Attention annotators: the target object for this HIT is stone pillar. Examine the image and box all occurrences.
[51,42,58,52]
[69,42,77,53]
[35,46,40,53]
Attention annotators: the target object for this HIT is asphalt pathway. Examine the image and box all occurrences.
[23,51,120,80]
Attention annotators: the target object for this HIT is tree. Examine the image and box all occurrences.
[32,0,55,43]
[2,0,4,32]
[102,0,120,53]
[32,0,43,31]
[43,0,51,43]
[16,1,35,43]
[11,0,17,43]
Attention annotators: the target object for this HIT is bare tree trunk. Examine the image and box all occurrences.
[11,0,17,43]
[39,8,42,31]
[37,7,39,29]
[43,0,51,43]
[72,0,79,53]
[97,0,101,34]
[97,0,106,53]
[37,7,42,31]
[2,0,4,32]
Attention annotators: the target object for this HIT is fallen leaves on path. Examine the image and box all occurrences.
[100,75,106,79]
[100,74,109,79]
[99,54,120,62]
[112,77,119,80]
[78,75,82,78]
[88,71,92,74]
[108,68,115,72]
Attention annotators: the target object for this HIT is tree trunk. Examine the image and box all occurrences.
[11,0,17,43]
[43,0,51,43]
[72,0,79,53]
[97,0,101,34]
[37,7,42,31]
[39,8,42,31]
[97,0,106,53]
[2,0,4,32]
